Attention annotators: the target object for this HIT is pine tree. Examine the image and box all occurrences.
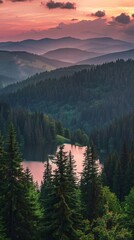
[120,143,129,200]
[66,151,82,229]
[0,218,8,240]
[112,157,122,200]
[1,124,41,240]
[42,145,79,240]
[126,143,134,196]
[81,146,102,221]
[0,133,6,217]
[40,158,54,240]
[52,145,79,240]
[40,158,53,207]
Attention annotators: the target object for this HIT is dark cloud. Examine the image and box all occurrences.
[46,0,76,9]
[115,13,130,24]
[71,18,78,21]
[10,0,31,1]
[91,10,105,18]
[132,14,134,18]
[0,0,3,3]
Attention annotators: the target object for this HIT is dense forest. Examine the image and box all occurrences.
[0,102,89,150]
[1,60,134,133]
[90,112,134,157]
[0,102,57,147]
[0,126,134,240]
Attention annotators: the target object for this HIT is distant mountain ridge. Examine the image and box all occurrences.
[43,48,100,63]
[78,48,134,65]
[0,37,134,55]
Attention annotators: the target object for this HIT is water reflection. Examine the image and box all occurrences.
[23,144,86,185]
[23,144,57,162]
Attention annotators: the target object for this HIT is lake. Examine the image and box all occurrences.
[23,144,85,185]
[23,144,102,185]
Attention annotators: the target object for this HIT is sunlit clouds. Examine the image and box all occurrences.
[0,0,134,41]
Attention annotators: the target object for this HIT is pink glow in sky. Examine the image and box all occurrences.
[0,0,134,41]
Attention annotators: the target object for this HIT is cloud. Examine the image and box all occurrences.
[10,0,31,1]
[0,0,3,3]
[91,10,105,18]
[115,13,130,24]
[124,21,134,35]
[71,18,78,21]
[46,1,76,9]
[5,18,134,43]
[132,14,134,18]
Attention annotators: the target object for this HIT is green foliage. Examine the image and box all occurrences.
[0,125,41,240]
[56,135,70,145]
[123,187,134,237]
[0,219,8,240]
[41,146,80,240]
[0,124,134,240]
[98,187,121,216]
[93,209,132,240]
[81,146,102,221]
[104,142,134,200]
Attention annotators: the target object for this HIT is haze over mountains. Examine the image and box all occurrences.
[0,50,71,82]
[78,48,134,65]
[1,36,134,86]
[43,48,99,63]
[0,37,134,55]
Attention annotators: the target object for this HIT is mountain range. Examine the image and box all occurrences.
[0,37,134,55]
[1,37,134,86]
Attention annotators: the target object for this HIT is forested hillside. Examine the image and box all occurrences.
[0,102,67,148]
[1,60,134,133]
[90,112,134,156]
[0,65,91,94]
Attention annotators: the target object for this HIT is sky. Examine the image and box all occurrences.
[0,0,134,41]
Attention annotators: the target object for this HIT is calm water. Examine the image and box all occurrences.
[23,144,86,185]
[23,144,102,185]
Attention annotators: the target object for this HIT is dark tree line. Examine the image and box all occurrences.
[104,142,134,201]
[0,102,89,149]
[90,112,134,157]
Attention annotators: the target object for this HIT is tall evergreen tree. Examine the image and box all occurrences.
[81,146,102,221]
[0,218,8,240]
[40,158,55,240]
[0,133,6,217]
[66,151,82,229]
[42,145,79,240]
[1,124,41,240]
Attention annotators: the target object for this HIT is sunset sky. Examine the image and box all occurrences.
[0,0,134,41]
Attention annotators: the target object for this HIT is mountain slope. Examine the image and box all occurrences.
[43,48,100,63]
[78,48,134,65]
[1,60,134,133]
[0,65,92,94]
[0,50,71,81]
